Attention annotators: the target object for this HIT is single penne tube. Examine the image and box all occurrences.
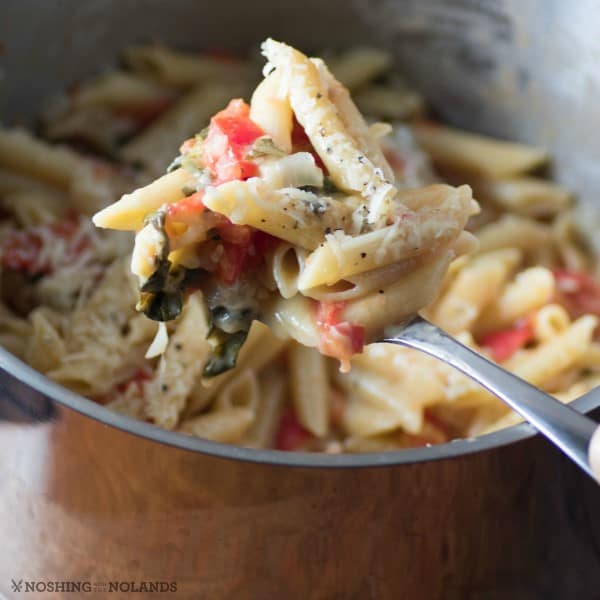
[93,168,191,230]
[431,248,522,334]
[287,342,329,436]
[264,294,321,349]
[120,81,249,174]
[341,395,413,438]
[242,367,286,448]
[473,176,572,218]
[317,60,394,182]
[354,86,425,121]
[552,212,590,273]
[73,70,175,109]
[24,309,63,373]
[262,39,396,209]
[0,128,81,189]
[179,407,255,443]
[269,243,307,299]
[250,69,293,153]
[474,266,555,335]
[123,44,253,88]
[531,303,571,343]
[301,259,417,302]
[214,368,261,413]
[412,122,549,178]
[504,315,598,388]
[298,184,474,289]
[475,215,553,255]
[202,177,354,250]
[328,47,391,91]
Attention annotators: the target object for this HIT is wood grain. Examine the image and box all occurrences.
[0,389,600,599]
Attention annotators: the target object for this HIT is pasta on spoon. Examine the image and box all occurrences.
[93,39,479,373]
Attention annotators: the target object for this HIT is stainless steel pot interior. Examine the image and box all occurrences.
[2,0,600,467]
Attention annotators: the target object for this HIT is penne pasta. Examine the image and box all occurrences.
[412,122,549,178]
[288,342,329,436]
[5,38,598,454]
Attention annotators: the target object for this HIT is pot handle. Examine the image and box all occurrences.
[588,426,600,483]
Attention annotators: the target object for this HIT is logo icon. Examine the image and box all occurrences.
[11,580,23,592]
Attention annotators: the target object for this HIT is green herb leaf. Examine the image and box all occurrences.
[203,330,249,377]
[245,136,286,159]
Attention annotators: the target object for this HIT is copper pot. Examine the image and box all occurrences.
[2,1,600,598]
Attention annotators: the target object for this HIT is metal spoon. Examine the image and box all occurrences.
[381,316,600,482]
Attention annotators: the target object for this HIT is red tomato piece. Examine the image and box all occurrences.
[203,99,264,185]
[479,320,534,363]
[316,301,365,360]
[553,269,600,318]
[165,191,207,234]
[213,223,278,285]
[274,407,313,451]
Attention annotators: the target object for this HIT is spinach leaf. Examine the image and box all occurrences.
[203,330,249,377]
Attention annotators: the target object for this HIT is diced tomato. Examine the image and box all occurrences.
[274,407,313,451]
[165,191,207,237]
[114,96,175,129]
[479,319,534,363]
[316,301,365,361]
[214,222,278,285]
[291,117,326,171]
[203,99,264,185]
[1,215,88,276]
[553,269,600,318]
[216,237,251,285]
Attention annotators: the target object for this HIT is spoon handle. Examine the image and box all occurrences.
[588,427,600,482]
[383,316,599,481]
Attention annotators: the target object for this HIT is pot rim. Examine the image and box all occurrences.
[2,345,599,468]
